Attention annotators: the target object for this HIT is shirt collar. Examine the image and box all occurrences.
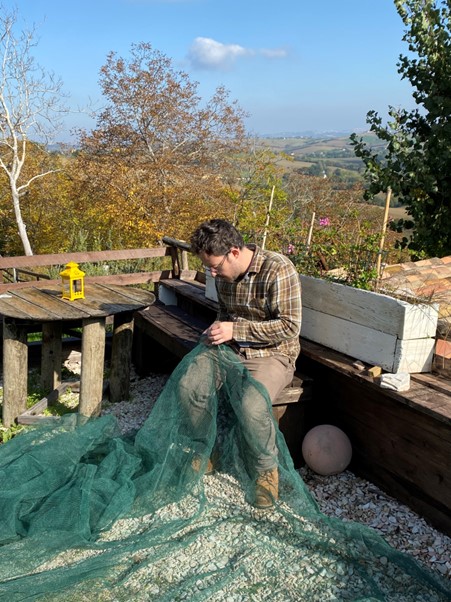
[246,244,264,274]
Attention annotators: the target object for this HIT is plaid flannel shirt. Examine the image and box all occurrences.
[215,245,302,364]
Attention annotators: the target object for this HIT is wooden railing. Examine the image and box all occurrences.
[0,245,188,292]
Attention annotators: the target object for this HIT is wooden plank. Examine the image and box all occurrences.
[7,287,92,320]
[302,304,437,373]
[0,284,155,321]
[135,304,203,358]
[273,387,303,406]
[17,381,79,425]
[304,365,451,533]
[97,283,156,307]
[85,271,167,286]
[0,291,67,321]
[0,247,170,270]
[181,269,205,283]
[412,372,451,396]
[159,279,218,312]
[401,301,440,339]
[342,390,451,492]
[0,293,37,320]
[354,458,451,537]
[301,306,398,372]
[300,275,438,338]
[77,284,155,316]
[301,339,451,424]
[393,337,435,373]
[0,271,169,293]
[159,279,218,324]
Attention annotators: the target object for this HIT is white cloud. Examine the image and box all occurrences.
[187,37,288,70]
[188,37,250,70]
[260,48,288,59]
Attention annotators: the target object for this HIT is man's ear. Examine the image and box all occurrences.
[229,246,240,259]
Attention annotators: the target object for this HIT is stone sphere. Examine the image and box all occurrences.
[302,425,352,476]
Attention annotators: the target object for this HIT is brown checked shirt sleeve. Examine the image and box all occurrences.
[215,245,302,364]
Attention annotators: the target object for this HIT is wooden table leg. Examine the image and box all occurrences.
[79,317,106,417]
[109,310,134,403]
[41,322,62,395]
[2,318,28,427]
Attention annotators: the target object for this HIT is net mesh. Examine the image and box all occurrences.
[0,342,450,601]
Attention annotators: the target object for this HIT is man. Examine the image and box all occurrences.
[187,218,302,508]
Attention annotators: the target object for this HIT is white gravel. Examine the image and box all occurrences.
[99,361,451,582]
[1,352,450,584]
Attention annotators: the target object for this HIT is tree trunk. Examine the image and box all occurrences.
[11,186,33,256]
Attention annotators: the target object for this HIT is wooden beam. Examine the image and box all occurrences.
[0,247,171,270]
[17,381,80,425]
[0,270,170,293]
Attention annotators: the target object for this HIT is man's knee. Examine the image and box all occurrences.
[244,356,294,403]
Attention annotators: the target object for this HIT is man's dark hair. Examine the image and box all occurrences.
[190,219,244,256]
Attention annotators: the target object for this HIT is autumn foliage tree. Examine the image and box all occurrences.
[0,144,74,255]
[0,6,68,256]
[73,43,248,248]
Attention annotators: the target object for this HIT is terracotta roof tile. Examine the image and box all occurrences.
[381,256,451,323]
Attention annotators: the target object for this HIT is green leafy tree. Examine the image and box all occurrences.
[350,0,451,257]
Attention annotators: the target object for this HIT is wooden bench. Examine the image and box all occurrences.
[133,278,312,466]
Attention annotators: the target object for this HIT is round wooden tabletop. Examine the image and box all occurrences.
[0,283,155,321]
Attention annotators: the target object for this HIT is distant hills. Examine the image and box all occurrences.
[258,129,366,139]
[257,131,383,184]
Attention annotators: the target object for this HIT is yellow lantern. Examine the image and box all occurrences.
[59,262,85,301]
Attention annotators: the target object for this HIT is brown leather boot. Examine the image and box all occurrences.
[192,456,215,476]
[254,468,279,509]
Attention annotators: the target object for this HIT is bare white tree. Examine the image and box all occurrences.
[0,6,67,255]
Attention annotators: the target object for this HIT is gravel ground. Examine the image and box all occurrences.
[1,351,450,584]
[99,357,451,582]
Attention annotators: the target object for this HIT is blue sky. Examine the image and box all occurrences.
[4,0,416,140]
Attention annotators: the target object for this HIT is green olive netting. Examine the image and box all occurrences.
[0,342,449,601]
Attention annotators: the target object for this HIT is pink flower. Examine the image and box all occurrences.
[286,243,295,255]
[319,217,330,227]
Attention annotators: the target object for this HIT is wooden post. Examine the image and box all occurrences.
[181,250,189,271]
[169,247,180,278]
[79,317,106,417]
[2,318,28,427]
[109,311,134,403]
[261,185,275,250]
[306,212,316,253]
[376,187,392,279]
[41,322,62,395]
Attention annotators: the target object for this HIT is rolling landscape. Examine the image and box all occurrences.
[256,132,409,213]
[257,131,385,185]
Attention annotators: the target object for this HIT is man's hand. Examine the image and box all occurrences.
[204,321,234,345]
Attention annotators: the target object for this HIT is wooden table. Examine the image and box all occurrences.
[0,283,155,426]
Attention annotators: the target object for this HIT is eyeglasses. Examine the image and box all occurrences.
[204,252,229,274]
